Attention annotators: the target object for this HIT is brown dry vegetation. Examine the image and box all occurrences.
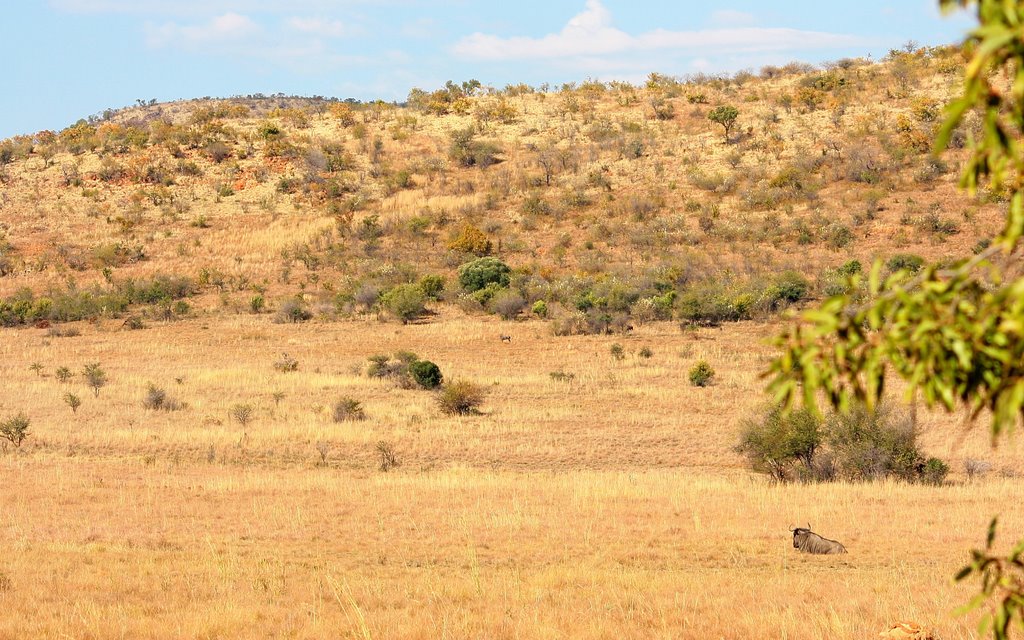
[0,46,1020,639]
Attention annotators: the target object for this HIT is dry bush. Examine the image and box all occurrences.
[437,380,487,415]
[332,397,366,422]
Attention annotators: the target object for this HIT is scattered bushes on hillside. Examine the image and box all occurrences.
[736,401,948,484]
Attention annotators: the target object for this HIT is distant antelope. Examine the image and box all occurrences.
[500,334,512,343]
[790,524,847,554]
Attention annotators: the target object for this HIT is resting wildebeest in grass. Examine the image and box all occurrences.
[790,525,847,554]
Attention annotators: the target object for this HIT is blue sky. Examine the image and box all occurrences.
[2,1,975,139]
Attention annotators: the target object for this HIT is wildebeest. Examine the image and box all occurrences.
[790,525,847,554]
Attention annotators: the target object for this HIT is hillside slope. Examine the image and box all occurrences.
[0,46,999,329]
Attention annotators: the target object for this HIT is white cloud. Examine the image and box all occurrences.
[286,17,350,38]
[709,9,756,27]
[452,0,862,61]
[141,11,386,73]
[145,12,261,49]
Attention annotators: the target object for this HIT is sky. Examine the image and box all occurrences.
[2,1,976,139]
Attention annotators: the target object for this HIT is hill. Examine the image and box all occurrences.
[0,45,1001,330]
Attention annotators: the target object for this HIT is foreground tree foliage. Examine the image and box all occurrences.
[766,2,1024,636]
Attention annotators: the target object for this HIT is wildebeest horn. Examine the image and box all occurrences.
[788,524,795,532]
[807,522,811,530]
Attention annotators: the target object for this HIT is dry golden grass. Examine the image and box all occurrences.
[0,314,1020,638]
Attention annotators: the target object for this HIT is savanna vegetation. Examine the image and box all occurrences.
[0,3,1022,638]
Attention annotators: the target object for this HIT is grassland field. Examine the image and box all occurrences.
[0,310,1020,639]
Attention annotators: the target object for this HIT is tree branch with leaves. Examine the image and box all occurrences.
[764,1,1024,637]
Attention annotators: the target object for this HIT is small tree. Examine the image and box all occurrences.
[437,380,487,415]
[29,362,43,377]
[736,405,823,482]
[64,393,82,414]
[826,402,923,482]
[0,413,29,447]
[82,363,107,397]
[708,105,739,143]
[55,366,74,383]
[230,404,255,428]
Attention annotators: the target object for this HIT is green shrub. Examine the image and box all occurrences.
[689,360,715,387]
[230,403,255,428]
[437,380,487,415]
[765,271,809,309]
[886,253,925,275]
[708,105,739,142]
[922,457,949,486]
[458,257,511,292]
[367,354,398,378]
[409,360,443,389]
[418,274,446,300]
[532,300,548,317]
[610,343,625,361]
[249,295,265,314]
[735,405,823,482]
[381,284,426,324]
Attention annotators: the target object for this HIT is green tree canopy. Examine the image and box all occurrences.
[707,105,739,143]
